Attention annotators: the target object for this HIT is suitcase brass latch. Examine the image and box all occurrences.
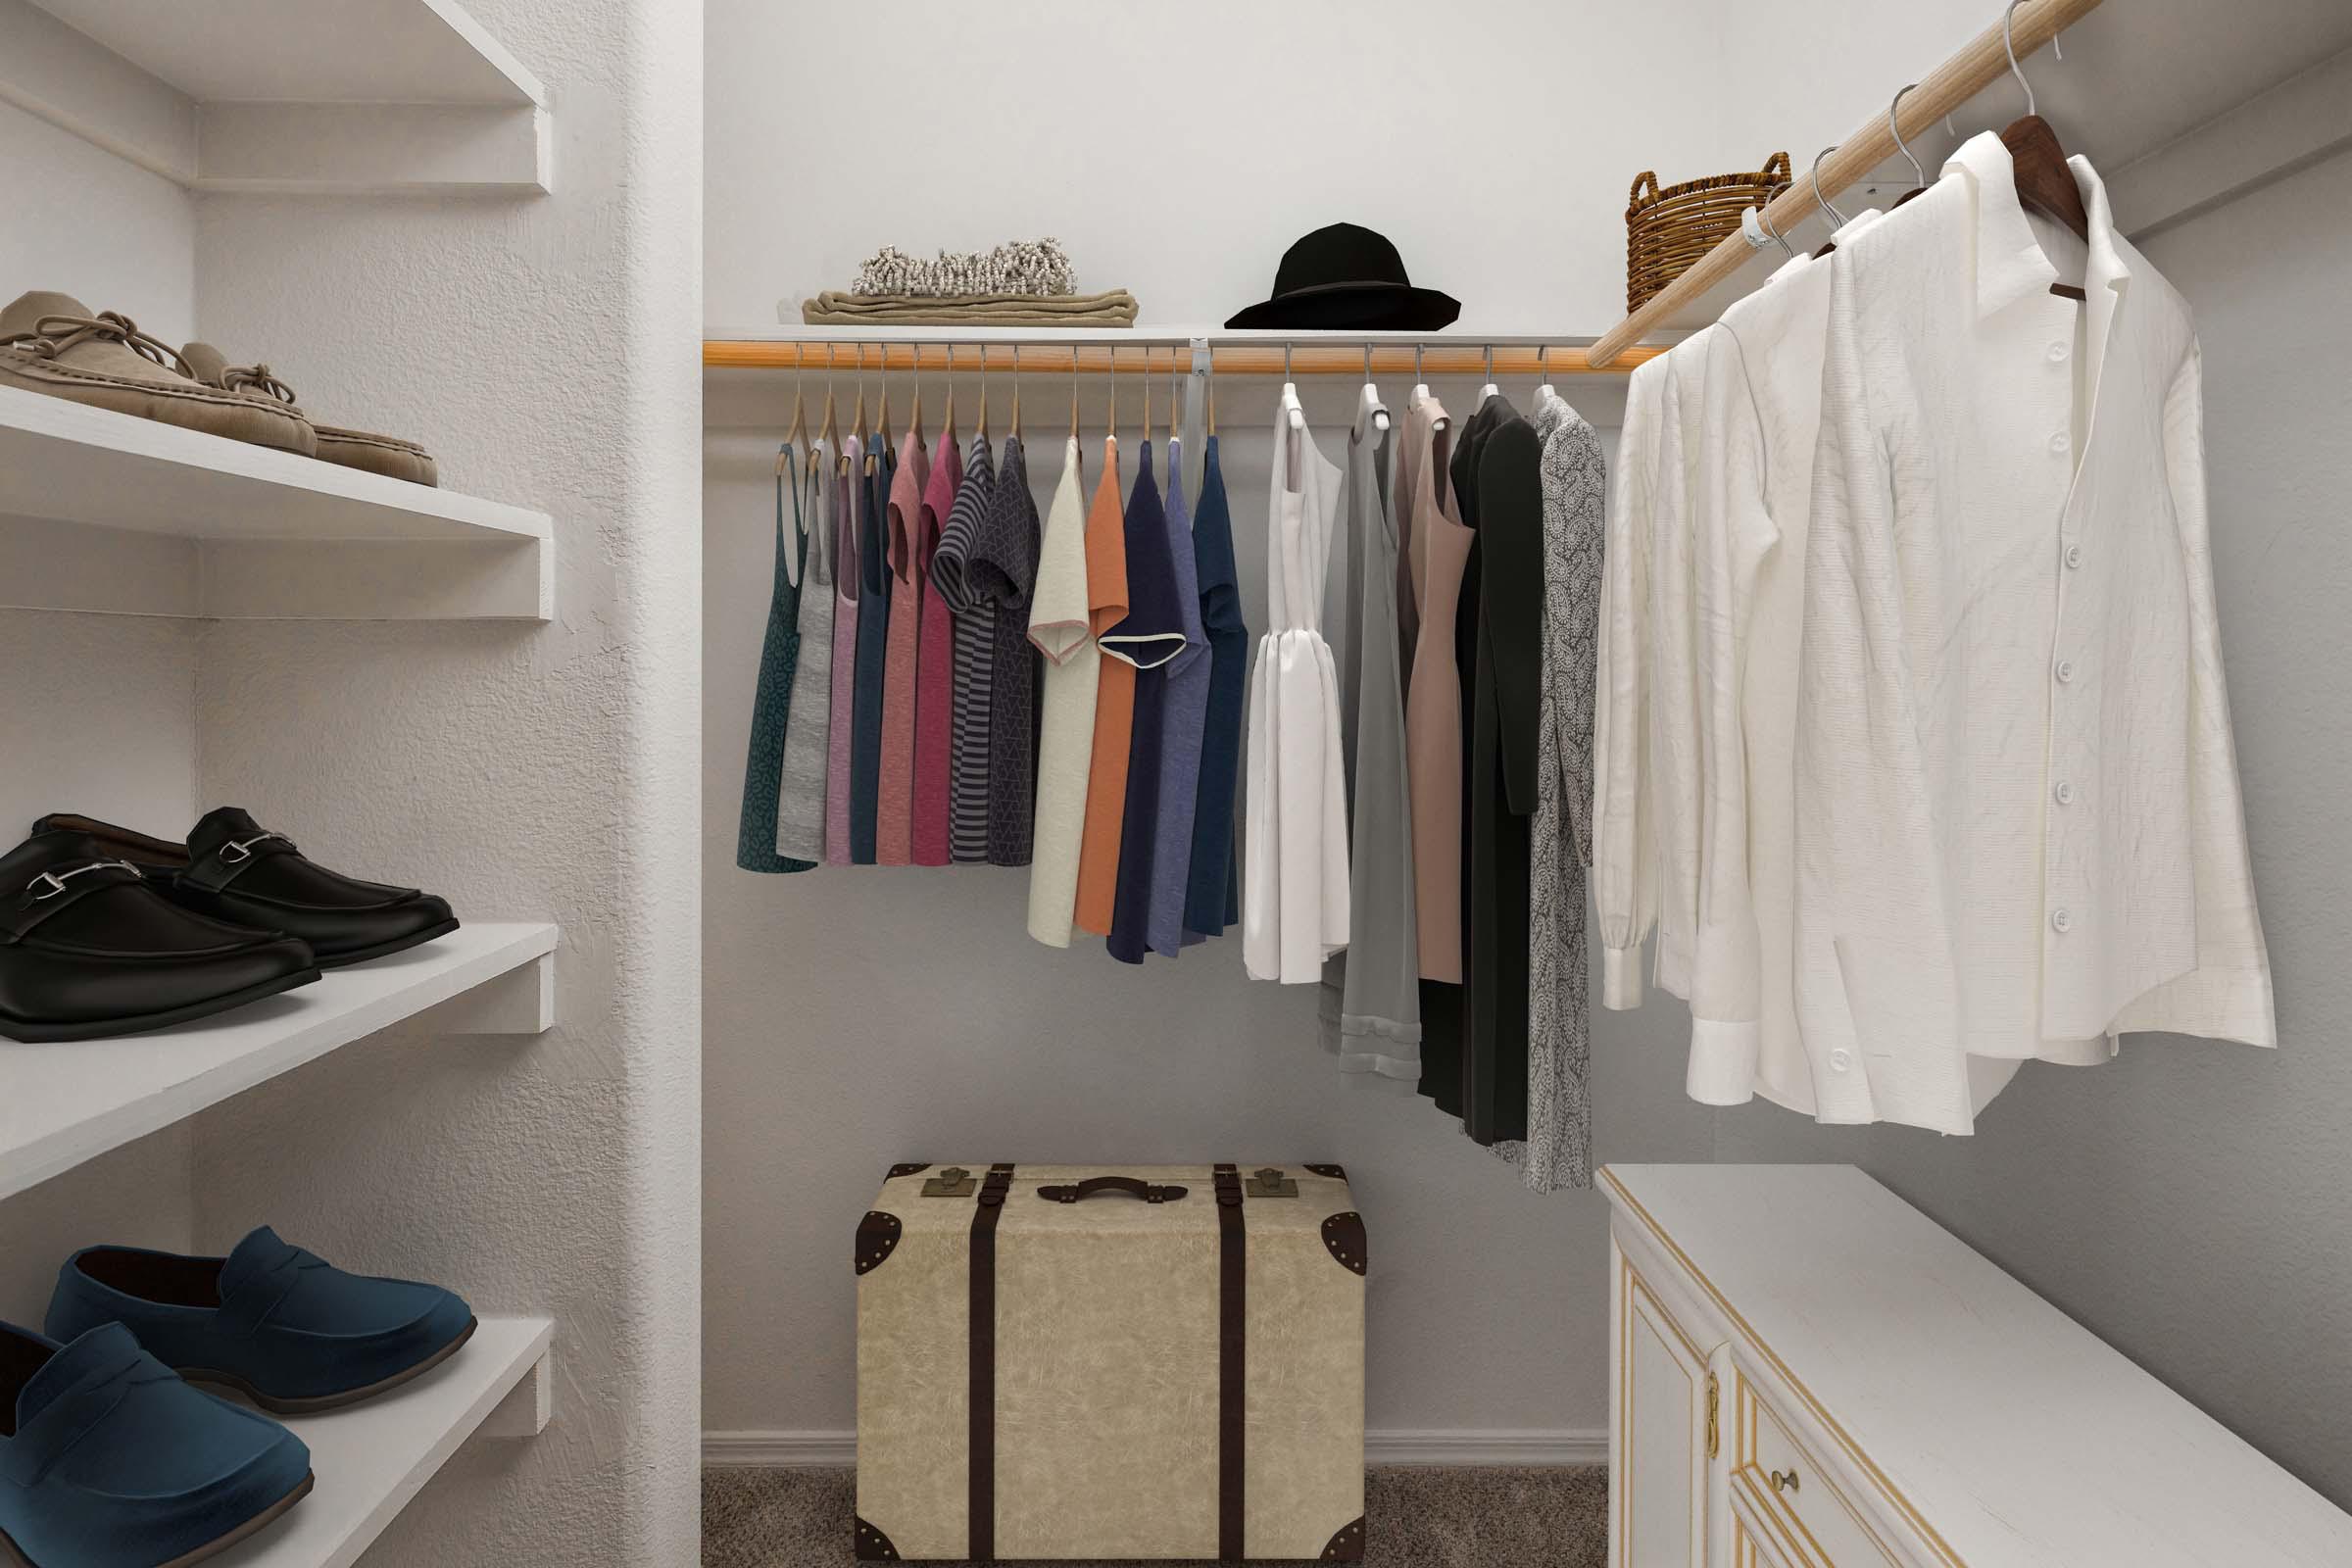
[922,1167,977,1197]
[1247,1167,1298,1198]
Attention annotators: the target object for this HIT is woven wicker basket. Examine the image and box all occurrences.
[1625,152,1793,314]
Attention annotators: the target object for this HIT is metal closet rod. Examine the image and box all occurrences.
[1586,0,2105,367]
[704,337,1665,376]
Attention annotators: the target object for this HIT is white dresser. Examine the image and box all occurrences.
[1600,1164,2352,1567]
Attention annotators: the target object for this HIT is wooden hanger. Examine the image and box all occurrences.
[2002,2,2091,298]
[1011,345,1023,441]
[908,345,925,454]
[978,346,991,445]
[819,344,841,466]
[785,350,809,455]
[878,348,895,451]
[941,345,957,450]
[852,344,868,446]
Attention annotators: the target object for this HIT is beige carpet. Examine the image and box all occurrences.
[704,1467,1607,1567]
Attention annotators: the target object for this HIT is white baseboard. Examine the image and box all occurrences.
[704,1429,1607,1469]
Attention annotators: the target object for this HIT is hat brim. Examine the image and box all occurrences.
[1223,280,1462,332]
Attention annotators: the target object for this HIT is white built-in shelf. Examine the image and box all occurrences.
[0,384,553,620]
[210,1314,556,1568]
[0,920,558,1201]
[0,0,550,193]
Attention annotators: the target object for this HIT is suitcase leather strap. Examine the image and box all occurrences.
[1214,1162,1247,1560]
[968,1162,1014,1561]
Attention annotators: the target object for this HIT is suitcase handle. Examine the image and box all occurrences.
[1037,1176,1191,1204]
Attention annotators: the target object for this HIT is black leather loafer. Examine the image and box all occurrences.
[34,809,460,970]
[0,830,321,1043]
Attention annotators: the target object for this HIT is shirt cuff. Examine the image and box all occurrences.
[1601,946,1644,1009]
[1686,1017,1760,1105]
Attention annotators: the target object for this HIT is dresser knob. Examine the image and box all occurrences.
[1770,1468,1801,1496]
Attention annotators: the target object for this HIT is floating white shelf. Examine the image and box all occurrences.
[0,0,550,193]
[0,385,553,620]
[209,1314,557,1568]
[0,920,559,1202]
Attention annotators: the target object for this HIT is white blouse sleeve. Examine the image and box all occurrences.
[2110,340,2277,1046]
[1592,364,1660,1007]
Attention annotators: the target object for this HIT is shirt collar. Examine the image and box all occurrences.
[1946,130,2131,318]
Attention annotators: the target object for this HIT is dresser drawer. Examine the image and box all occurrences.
[1732,1370,1899,1568]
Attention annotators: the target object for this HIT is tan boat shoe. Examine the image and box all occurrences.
[0,292,316,457]
[180,342,438,488]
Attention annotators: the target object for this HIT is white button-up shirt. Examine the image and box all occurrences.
[1792,133,2275,1134]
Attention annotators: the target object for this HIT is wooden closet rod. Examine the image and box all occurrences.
[704,340,1665,376]
[1586,0,2105,367]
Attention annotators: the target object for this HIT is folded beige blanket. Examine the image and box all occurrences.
[801,289,1138,327]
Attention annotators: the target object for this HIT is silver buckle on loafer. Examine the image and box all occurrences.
[220,831,290,864]
[27,858,139,900]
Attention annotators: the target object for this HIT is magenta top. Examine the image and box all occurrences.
[912,433,963,865]
[876,429,930,864]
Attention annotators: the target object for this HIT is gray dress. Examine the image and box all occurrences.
[773,436,835,861]
[1319,392,1421,1077]
[1520,394,1606,1190]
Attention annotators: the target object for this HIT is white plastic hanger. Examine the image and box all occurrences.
[1363,344,1389,434]
[1479,343,1499,408]
[1535,344,1560,413]
[1411,342,1430,406]
[1282,342,1305,432]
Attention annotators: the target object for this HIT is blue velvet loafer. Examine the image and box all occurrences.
[44,1229,475,1415]
[0,1320,311,1568]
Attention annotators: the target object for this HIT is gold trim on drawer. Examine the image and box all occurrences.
[1736,1376,1900,1568]
[1600,1169,1966,1567]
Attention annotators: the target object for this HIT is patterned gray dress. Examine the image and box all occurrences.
[1520,394,1606,1190]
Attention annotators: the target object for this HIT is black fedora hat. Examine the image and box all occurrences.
[1224,222,1461,331]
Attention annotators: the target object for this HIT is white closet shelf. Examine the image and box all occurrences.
[0,385,553,620]
[0,920,559,1202]
[0,0,550,193]
[210,1314,556,1568]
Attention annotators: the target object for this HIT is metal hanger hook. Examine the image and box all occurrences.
[1811,145,1848,226]
[1413,343,1424,383]
[2004,1,2040,119]
[1483,343,1494,382]
[1758,200,1795,258]
[1889,83,1926,188]
[1284,340,1294,381]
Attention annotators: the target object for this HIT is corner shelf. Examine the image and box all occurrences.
[0,921,559,1201]
[0,0,550,194]
[0,385,553,621]
[210,1314,557,1568]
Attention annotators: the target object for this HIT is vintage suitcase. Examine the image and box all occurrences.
[855,1162,1367,1562]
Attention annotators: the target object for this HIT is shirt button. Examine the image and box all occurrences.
[2054,780,2076,806]
[2048,341,2070,363]
[1829,1049,1853,1074]
[2049,432,2071,455]
[2051,907,2073,934]
[2054,658,2077,684]
[2065,542,2083,569]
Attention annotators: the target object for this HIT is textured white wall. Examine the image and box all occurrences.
[0,95,194,344]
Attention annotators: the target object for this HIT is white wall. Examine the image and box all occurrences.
[707,0,1737,335]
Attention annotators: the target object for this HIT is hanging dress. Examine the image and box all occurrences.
[1184,433,1247,940]
[1463,396,1544,1148]
[911,433,963,865]
[1102,441,1189,962]
[1243,395,1348,983]
[877,429,930,863]
[850,437,895,863]
[1072,437,1132,935]
[1401,396,1472,1107]
[929,436,998,863]
[1147,438,1209,957]
[773,435,836,863]
[737,440,818,873]
[1321,396,1421,1073]
[1025,437,1094,945]
[971,434,1046,866]
[1522,393,1608,1191]
[824,435,863,865]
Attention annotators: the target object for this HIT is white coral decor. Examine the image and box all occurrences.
[851,238,1077,299]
